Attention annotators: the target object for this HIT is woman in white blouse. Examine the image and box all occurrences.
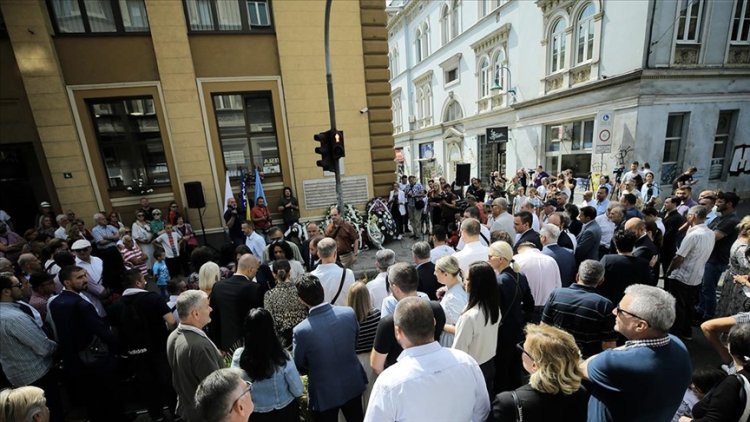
[131,210,154,268]
[434,256,468,347]
[453,261,502,400]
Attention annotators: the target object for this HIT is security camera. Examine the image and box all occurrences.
[359,107,369,114]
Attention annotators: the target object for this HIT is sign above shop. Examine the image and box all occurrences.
[486,127,509,144]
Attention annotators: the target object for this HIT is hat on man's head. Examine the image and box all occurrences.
[40,201,51,208]
[71,239,91,251]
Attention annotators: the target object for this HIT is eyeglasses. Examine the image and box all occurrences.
[137,214,145,217]
[153,213,161,216]
[615,305,649,325]
[516,341,533,360]
[228,380,253,414]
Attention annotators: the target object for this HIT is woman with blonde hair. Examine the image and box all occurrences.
[0,386,49,422]
[197,261,220,297]
[488,241,535,393]
[490,323,588,421]
[346,281,381,408]
[716,215,750,317]
[434,255,467,347]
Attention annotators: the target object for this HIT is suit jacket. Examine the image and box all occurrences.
[542,244,577,287]
[558,231,575,250]
[575,220,602,264]
[47,290,116,373]
[514,229,543,253]
[301,242,318,272]
[209,274,265,350]
[167,327,223,421]
[633,235,658,263]
[293,304,366,412]
[417,261,440,300]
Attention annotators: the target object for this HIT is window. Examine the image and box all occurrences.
[421,22,430,60]
[213,92,282,177]
[492,49,506,90]
[450,0,460,39]
[443,100,463,122]
[710,111,737,179]
[441,5,450,46]
[571,120,594,150]
[661,113,687,185]
[550,19,566,73]
[576,3,595,64]
[48,0,149,34]
[676,0,705,43]
[731,0,750,43]
[392,97,402,134]
[415,28,423,62]
[479,134,507,182]
[416,84,433,128]
[479,57,491,98]
[184,0,271,32]
[389,48,400,78]
[445,68,458,84]
[88,97,170,190]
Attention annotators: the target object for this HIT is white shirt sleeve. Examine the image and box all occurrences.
[364,379,396,422]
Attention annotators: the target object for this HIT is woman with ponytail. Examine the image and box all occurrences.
[263,260,308,350]
[434,255,468,347]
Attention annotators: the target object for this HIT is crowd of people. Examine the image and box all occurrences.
[0,165,748,422]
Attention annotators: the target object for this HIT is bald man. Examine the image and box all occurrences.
[208,253,264,351]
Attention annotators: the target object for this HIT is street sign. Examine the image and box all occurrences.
[486,126,508,144]
[594,111,613,154]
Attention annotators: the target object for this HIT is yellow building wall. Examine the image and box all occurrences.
[273,0,375,217]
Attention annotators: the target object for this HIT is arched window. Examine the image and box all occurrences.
[424,86,432,122]
[416,87,424,120]
[492,49,505,90]
[421,22,430,59]
[415,29,423,62]
[550,18,566,73]
[392,98,402,133]
[479,57,491,98]
[451,0,461,39]
[441,4,450,46]
[576,3,595,64]
[443,100,463,122]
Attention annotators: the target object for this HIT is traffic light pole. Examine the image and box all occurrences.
[324,0,344,212]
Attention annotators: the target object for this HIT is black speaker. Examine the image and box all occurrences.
[455,164,471,186]
[184,181,206,208]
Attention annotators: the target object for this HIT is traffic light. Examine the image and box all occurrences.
[331,129,345,160]
[314,130,335,172]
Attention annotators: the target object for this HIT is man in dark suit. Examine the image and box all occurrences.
[540,224,576,287]
[513,211,542,253]
[47,265,122,421]
[625,218,659,285]
[575,206,602,264]
[413,241,440,300]
[548,212,575,251]
[661,197,686,277]
[303,235,323,272]
[209,253,263,351]
[293,274,367,421]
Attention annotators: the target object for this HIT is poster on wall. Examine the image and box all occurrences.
[419,143,434,159]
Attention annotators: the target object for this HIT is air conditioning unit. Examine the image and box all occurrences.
[408,115,416,123]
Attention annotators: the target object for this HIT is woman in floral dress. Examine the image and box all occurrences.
[716,216,750,317]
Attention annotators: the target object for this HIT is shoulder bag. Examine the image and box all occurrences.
[330,268,347,304]
[738,373,750,422]
[511,390,524,422]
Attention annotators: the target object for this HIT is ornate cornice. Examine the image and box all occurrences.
[470,23,512,54]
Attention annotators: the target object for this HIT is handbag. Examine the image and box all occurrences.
[511,391,524,422]
[738,373,750,422]
[78,335,110,366]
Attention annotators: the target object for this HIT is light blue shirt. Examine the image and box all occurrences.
[231,348,304,413]
[593,198,609,216]
[92,224,118,248]
[153,261,170,286]
[245,231,266,260]
[380,292,430,317]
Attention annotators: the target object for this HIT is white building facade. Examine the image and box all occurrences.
[387,0,750,195]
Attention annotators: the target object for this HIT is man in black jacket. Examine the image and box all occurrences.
[209,253,263,351]
[413,241,440,300]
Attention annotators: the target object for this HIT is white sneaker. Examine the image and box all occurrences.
[722,361,737,375]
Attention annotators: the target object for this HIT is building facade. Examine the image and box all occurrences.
[387,0,750,196]
[0,0,394,236]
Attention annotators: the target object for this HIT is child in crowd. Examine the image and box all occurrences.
[671,367,727,422]
[166,278,187,321]
[152,249,170,299]
[154,223,182,277]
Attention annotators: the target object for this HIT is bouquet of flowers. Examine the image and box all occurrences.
[366,197,397,247]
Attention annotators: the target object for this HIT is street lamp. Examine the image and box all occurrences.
[491,65,516,97]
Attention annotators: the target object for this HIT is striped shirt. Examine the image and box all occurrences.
[735,312,750,324]
[671,224,715,286]
[542,284,617,358]
[0,302,57,386]
[355,309,381,354]
[121,244,148,275]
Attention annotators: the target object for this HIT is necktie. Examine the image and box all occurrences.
[167,233,178,257]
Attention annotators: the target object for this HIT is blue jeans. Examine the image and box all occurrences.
[698,261,727,319]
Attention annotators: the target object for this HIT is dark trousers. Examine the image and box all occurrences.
[494,343,523,394]
[251,398,299,422]
[31,367,64,422]
[165,256,181,277]
[64,367,125,422]
[311,394,363,422]
[479,358,495,403]
[665,278,699,338]
[128,354,176,419]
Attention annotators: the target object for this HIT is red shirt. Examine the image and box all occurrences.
[252,206,271,230]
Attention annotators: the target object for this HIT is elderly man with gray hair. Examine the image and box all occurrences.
[581,284,692,421]
[91,212,119,249]
[413,241,440,300]
[367,248,396,310]
[540,223,576,287]
[487,197,515,237]
[665,205,715,340]
[310,237,355,306]
[167,290,224,421]
[542,259,616,358]
[195,368,254,422]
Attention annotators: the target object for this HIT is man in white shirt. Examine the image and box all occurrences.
[54,214,69,240]
[486,197,516,237]
[71,239,107,317]
[620,161,642,186]
[311,237,355,306]
[456,207,490,250]
[453,218,489,276]
[429,225,454,263]
[514,242,562,322]
[665,205,715,339]
[365,297,490,422]
[241,222,265,260]
[367,249,395,311]
[578,191,594,208]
